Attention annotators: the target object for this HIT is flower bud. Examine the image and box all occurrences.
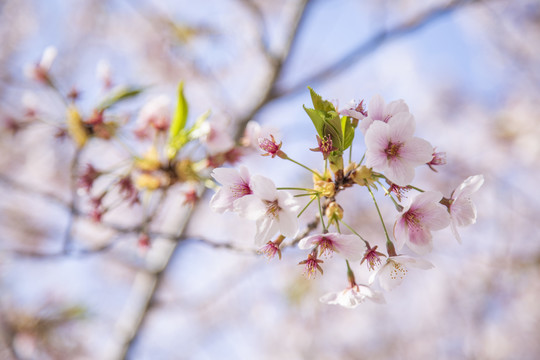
[66,106,89,148]
[135,173,161,190]
[325,202,343,225]
[352,165,376,187]
[314,180,335,198]
[135,147,161,172]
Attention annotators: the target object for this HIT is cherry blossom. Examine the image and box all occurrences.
[210,166,252,213]
[369,255,433,291]
[195,118,235,155]
[134,95,171,138]
[359,94,410,133]
[241,121,280,149]
[320,284,385,308]
[364,114,433,186]
[448,175,484,243]
[298,233,364,260]
[24,46,57,82]
[234,175,299,244]
[394,191,450,255]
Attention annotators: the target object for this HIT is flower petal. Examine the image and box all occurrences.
[368,94,385,120]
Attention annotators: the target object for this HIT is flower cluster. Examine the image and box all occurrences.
[211,88,483,308]
[17,47,263,249]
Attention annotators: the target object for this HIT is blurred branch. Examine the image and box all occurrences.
[108,2,312,359]
[269,0,480,101]
[233,0,313,140]
[0,173,69,207]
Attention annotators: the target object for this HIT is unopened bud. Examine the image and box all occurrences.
[325,202,343,225]
[66,106,89,148]
[352,165,376,187]
[135,173,161,190]
[135,147,161,172]
[314,180,335,198]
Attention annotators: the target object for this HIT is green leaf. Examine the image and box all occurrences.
[96,86,144,111]
[303,106,325,138]
[169,82,189,139]
[166,109,211,159]
[324,111,343,149]
[308,86,335,113]
[341,116,355,151]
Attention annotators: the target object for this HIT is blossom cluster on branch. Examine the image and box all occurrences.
[210,87,483,308]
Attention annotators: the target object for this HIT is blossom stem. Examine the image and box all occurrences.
[284,156,319,176]
[317,195,327,231]
[340,220,369,247]
[358,152,366,166]
[382,186,404,212]
[367,186,395,254]
[277,187,315,192]
[297,196,316,218]
[408,185,425,193]
[345,259,356,286]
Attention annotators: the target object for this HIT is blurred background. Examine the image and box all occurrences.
[1,0,540,359]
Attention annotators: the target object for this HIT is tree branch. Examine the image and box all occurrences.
[269,0,479,101]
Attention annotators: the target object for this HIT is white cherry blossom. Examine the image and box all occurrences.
[394,191,450,255]
[234,175,299,245]
[364,114,433,186]
[320,284,385,308]
[210,166,252,213]
[369,255,433,291]
[298,233,365,260]
[449,175,484,243]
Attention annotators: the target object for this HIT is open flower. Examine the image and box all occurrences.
[134,95,171,138]
[320,284,385,308]
[234,175,299,245]
[394,191,450,255]
[195,118,235,155]
[359,94,410,133]
[298,233,364,260]
[210,166,252,213]
[369,255,433,291]
[448,175,484,243]
[364,114,433,186]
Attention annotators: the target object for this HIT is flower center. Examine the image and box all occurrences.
[264,199,281,219]
[389,261,408,280]
[317,236,336,258]
[385,141,403,159]
[230,181,252,199]
[403,210,422,231]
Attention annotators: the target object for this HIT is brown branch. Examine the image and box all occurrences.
[268,0,480,101]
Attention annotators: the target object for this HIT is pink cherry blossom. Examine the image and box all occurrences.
[394,191,450,255]
[298,233,364,260]
[196,118,235,155]
[369,255,433,291]
[359,94,410,133]
[210,166,252,213]
[234,175,299,245]
[134,95,171,138]
[241,121,280,149]
[449,175,484,243]
[364,114,433,186]
[320,284,385,308]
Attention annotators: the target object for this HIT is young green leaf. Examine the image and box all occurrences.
[96,86,144,111]
[308,87,335,114]
[169,82,189,139]
[303,106,325,138]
